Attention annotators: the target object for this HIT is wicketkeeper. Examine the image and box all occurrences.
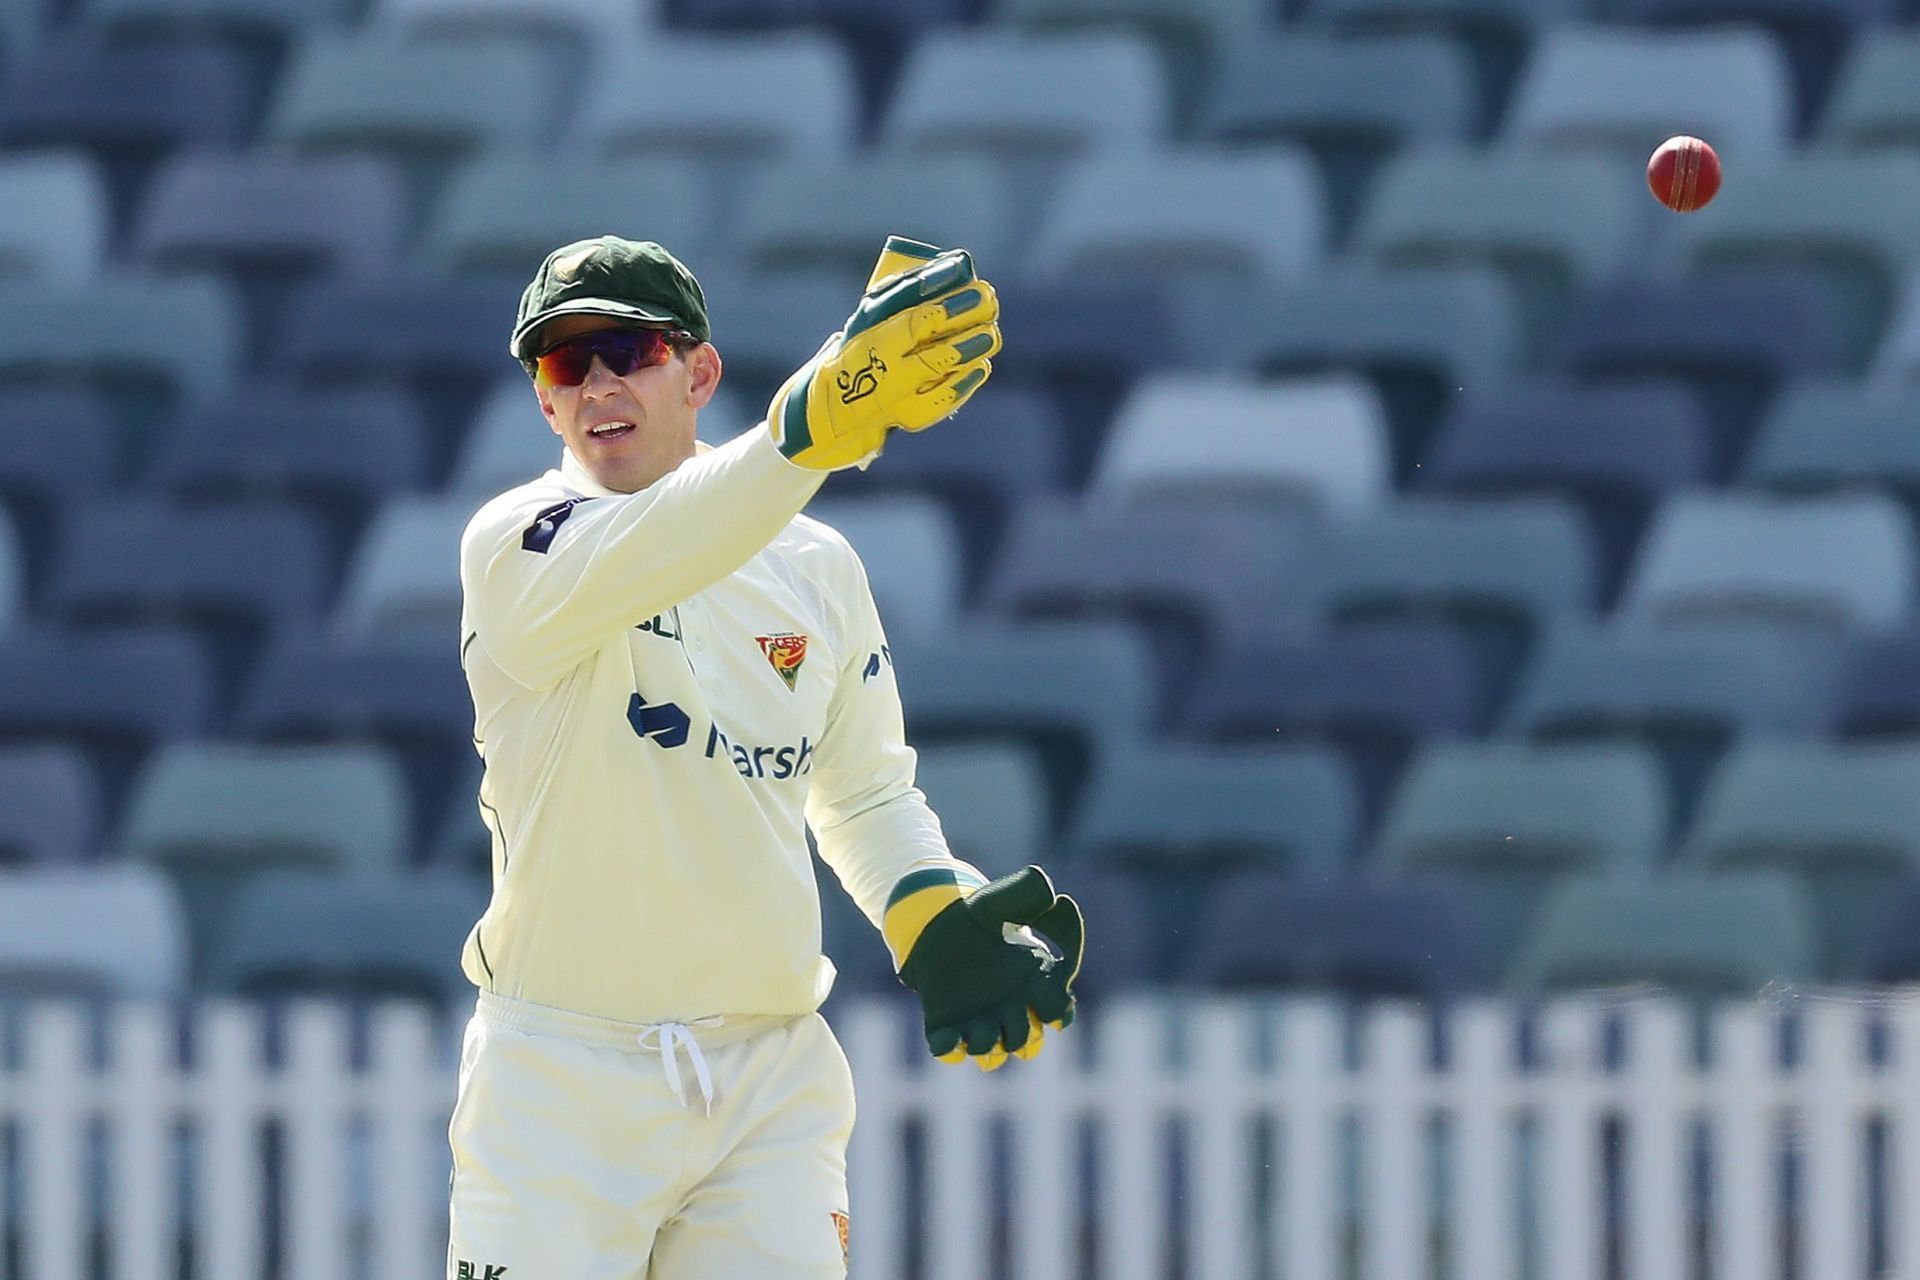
[445,233,1084,1278]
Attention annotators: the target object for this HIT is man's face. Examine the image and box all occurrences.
[531,314,723,494]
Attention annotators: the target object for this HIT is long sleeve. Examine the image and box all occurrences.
[805,547,985,962]
[461,427,825,690]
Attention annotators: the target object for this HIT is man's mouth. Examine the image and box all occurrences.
[589,420,636,439]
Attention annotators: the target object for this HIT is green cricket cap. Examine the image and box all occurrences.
[510,235,711,359]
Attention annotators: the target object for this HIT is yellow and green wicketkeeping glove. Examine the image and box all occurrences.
[766,236,1001,472]
[888,865,1085,1071]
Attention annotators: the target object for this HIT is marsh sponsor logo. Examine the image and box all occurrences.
[625,691,812,779]
[704,723,813,779]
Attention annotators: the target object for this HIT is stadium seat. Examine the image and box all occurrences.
[1547,270,1846,477]
[423,154,710,277]
[0,745,100,866]
[577,32,858,183]
[1199,267,1525,476]
[979,497,1308,704]
[676,269,853,411]
[1026,146,1326,290]
[429,755,489,875]
[985,278,1188,475]
[803,494,965,637]
[988,0,1270,128]
[1183,623,1488,825]
[0,150,107,282]
[1197,33,1479,167]
[333,495,472,642]
[0,628,216,795]
[0,38,254,220]
[1090,373,1389,515]
[1290,496,1597,706]
[1820,32,1920,151]
[1664,155,1920,368]
[1050,865,1159,995]
[262,32,553,182]
[890,619,1156,811]
[1302,0,1584,132]
[1419,379,1711,599]
[1681,740,1920,978]
[669,0,968,137]
[237,633,476,843]
[1501,621,1841,819]
[913,741,1051,879]
[0,511,17,634]
[1374,741,1669,969]
[0,275,242,455]
[1618,492,1914,634]
[1352,148,1639,334]
[1744,380,1920,505]
[372,0,640,65]
[0,389,118,514]
[81,0,359,46]
[238,638,471,753]
[814,857,901,999]
[1856,876,1920,984]
[1865,275,1920,389]
[448,375,564,499]
[883,30,1169,159]
[147,382,429,547]
[131,152,408,357]
[271,272,524,458]
[1184,871,1487,998]
[1068,740,1357,872]
[738,154,1015,286]
[1832,629,1920,739]
[1602,0,1891,135]
[47,500,331,682]
[1504,27,1793,161]
[119,741,413,964]
[1506,872,1816,999]
[822,384,1069,571]
[0,866,188,998]
[206,870,486,1005]
[132,151,405,277]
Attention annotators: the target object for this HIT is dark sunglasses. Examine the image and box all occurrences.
[531,327,694,387]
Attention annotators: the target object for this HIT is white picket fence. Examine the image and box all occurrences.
[1,991,1917,1280]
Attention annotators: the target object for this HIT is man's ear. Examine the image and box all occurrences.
[534,378,562,437]
[686,343,722,409]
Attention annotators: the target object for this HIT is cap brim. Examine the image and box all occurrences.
[511,297,684,359]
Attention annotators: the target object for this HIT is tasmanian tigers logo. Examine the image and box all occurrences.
[756,633,809,691]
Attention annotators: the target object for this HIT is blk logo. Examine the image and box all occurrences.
[455,1262,508,1280]
[627,691,692,748]
[836,351,886,404]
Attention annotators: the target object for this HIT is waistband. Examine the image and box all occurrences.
[475,990,800,1054]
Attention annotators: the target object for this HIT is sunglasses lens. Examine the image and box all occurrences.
[535,329,677,386]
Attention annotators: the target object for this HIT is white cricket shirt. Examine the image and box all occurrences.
[456,426,974,1024]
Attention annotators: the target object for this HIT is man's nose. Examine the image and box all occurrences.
[581,355,622,395]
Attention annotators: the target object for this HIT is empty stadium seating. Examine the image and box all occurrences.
[1506,872,1817,999]
[1374,742,1670,970]
[4,0,1920,1010]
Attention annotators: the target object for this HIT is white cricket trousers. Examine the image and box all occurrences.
[446,991,856,1279]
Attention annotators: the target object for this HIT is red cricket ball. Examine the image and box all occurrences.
[1647,135,1721,213]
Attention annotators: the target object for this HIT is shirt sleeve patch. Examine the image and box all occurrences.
[521,497,593,554]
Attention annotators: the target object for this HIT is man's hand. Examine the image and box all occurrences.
[766,241,1000,472]
[894,866,1084,1071]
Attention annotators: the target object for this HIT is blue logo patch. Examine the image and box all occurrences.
[521,498,592,554]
